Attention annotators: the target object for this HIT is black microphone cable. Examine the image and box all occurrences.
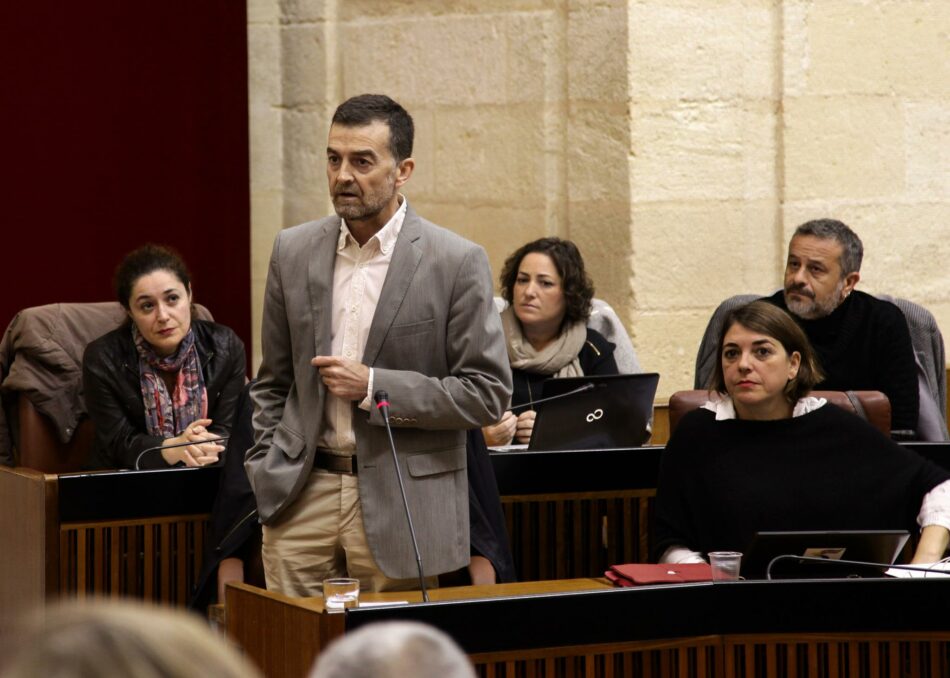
[765,554,950,580]
[508,382,595,412]
[134,436,228,470]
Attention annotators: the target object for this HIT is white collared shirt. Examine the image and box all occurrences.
[700,392,828,420]
[317,197,408,452]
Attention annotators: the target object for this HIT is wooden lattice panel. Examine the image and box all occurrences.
[59,514,208,605]
[472,638,720,678]
[723,634,950,678]
[502,490,656,581]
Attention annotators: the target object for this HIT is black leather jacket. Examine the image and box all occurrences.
[82,320,246,470]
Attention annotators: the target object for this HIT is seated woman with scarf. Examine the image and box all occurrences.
[482,237,619,447]
[83,244,246,469]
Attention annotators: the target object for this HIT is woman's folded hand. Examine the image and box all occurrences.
[161,418,226,466]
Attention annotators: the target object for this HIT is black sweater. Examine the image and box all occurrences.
[653,405,949,561]
[765,290,919,432]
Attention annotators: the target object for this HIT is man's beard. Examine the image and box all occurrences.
[784,278,846,320]
[333,196,387,222]
[332,177,396,223]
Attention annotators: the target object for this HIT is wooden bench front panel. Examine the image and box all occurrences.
[502,489,655,581]
[723,634,950,678]
[59,514,208,605]
[471,634,950,678]
[473,637,719,678]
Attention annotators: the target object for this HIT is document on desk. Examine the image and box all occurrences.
[885,561,950,578]
[488,444,529,452]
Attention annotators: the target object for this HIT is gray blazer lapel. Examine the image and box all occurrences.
[362,212,423,366]
[308,219,340,356]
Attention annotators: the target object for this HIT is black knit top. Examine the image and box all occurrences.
[653,404,948,560]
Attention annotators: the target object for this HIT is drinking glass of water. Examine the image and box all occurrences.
[323,578,360,611]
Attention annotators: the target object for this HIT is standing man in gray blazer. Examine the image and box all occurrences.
[246,94,511,596]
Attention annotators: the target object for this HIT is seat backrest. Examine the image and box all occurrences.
[493,297,641,374]
[668,390,892,437]
[877,295,948,441]
[1,301,214,471]
[17,396,95,473]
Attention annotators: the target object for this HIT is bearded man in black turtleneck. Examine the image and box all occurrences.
[764,219,919,434]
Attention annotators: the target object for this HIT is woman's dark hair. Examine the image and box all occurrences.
[708,300,824,404]
[115,244,192,310]
[499,237,594,329]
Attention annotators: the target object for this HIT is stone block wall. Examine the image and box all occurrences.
[781,0,950,338]
[248,0,949,398]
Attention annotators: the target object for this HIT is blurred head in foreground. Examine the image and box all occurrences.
[0,598,261,678]
[309,621,475,678]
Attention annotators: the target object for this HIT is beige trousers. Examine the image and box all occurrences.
[261,470,433,596]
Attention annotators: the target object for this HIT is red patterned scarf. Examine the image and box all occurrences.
[132,325,208,437]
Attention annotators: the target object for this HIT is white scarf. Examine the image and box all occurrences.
[501,306,586,377]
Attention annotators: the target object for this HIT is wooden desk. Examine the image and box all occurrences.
[651,400,670,445]
[5,437,948,629]
[0,465,218,631]
[226,577,950,678]
[492,440,950,583]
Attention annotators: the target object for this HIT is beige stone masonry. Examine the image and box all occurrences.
[248,0,949,399]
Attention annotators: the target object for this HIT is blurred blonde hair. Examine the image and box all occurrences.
[1,598,261,678]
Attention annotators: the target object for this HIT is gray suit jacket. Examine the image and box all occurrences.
[246,206,512,578]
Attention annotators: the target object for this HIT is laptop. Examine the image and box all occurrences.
[741,529,910,580]
[517,373,660,451]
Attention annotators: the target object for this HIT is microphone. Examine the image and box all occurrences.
[374,390,429,602]
[509,382,595,412]
[765,554,950,580]
[134,436,228,470]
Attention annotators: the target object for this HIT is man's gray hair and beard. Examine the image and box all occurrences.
[784,277,846,320]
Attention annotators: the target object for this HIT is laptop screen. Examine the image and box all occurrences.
[741,529,910,580]
[526,373,660,451]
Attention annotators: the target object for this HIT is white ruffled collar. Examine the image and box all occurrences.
[701,392,827,420]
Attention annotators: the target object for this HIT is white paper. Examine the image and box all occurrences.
[885,561,950,578]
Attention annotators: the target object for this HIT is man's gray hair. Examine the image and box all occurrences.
[793,218,863,276]
[309,621,476,678]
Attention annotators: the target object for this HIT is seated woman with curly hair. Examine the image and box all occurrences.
[481,237,618,447]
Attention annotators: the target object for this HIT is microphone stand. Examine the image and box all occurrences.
[765,554,950,580]
[375,390,429,602]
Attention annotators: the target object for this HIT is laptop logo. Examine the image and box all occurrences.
[586,408,604,423]
[803,547,846,560]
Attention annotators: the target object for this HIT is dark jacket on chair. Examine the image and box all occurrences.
[82,319,246,470]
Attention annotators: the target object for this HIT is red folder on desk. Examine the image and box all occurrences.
[605,563,712,587]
